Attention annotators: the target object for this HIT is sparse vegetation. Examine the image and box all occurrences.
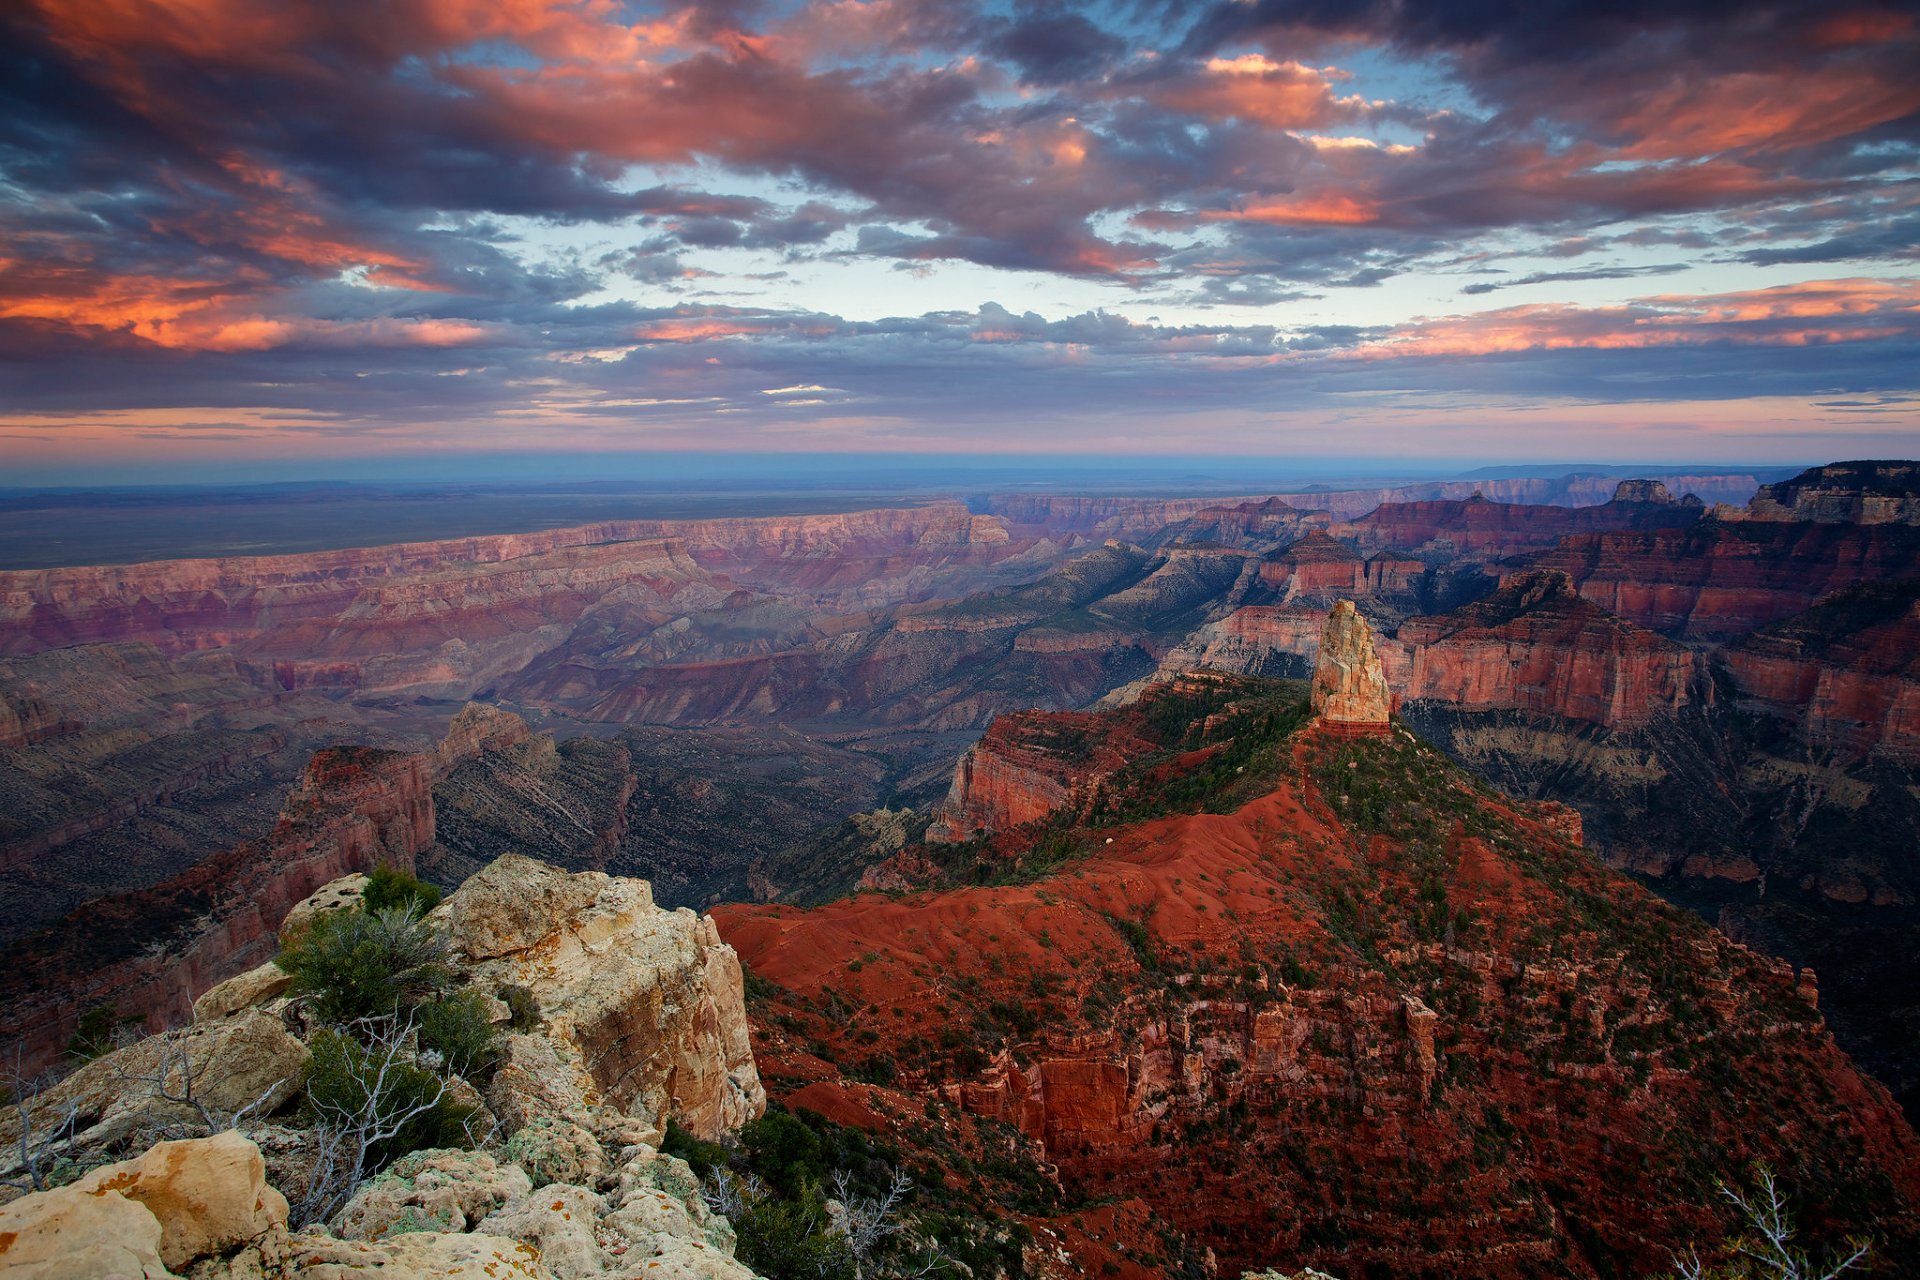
[361,864,443,918]
[276,904,451,1024]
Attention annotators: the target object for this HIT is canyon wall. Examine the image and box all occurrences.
[1529,521,1920,640]
[1399,570,1702,728]
[1722,579,1920,762]
[0,705,529,1072]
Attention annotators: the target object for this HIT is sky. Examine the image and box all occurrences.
[2,0,1918,479]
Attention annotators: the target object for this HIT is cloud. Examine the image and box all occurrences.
[1,0,1916,467]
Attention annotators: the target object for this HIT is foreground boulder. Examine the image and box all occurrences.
[0,1177,172,1279]
[437,855,765,1140]
[75,1130,289,1270]
[0,1008,307,1174]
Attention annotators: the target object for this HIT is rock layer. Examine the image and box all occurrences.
[1399,570,1702,728]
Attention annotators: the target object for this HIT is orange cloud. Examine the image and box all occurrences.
[1144,55,1368,130]
[1355,278,1920,360]
[1206,193,1381,226]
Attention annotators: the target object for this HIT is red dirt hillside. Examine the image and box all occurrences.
[714,676,1920,1279]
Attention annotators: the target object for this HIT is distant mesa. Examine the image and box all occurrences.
[1740,459,1920,525]
[1310,599,1393,729]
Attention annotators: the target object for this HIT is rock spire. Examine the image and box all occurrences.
[1311,599,1392,728]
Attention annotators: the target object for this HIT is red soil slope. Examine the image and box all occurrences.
[717,688,1920,1278]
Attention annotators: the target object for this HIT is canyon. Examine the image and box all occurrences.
[6,460,1920,1273]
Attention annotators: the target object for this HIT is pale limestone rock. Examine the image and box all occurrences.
[0,1011,307,1167]
[278,875,368,946]
[284,1228,554,1278]
[332,1148,532,1241]
[436,856,764,1141]
[602,1148,738,1258]
[503,1117,606,1189]
[603,1236,759,1280]
[0,1181,171,1279]
[479,1184,609,1279]
[194,962,295,1024]
[1310,600,1392,727]
[486,1033,593,1136]
[74,1131,288,1271]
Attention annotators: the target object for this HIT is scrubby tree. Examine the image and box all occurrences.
[1671,1166,1872,1280]
[290,1015,483,1227]
[277,905,451,1024]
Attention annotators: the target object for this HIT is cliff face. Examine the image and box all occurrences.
[0,704,527,1072]
[1400,570,1702,728]
[1739,460,1920,525]
[1723,579,1920,761]
[1531,519,1920,639]
[926,706,1156,843]
[1343,482,1701,560]
[718,692,1920,1278]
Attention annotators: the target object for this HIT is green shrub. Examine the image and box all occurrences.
[417,990,499,1080]
[661,1115,730,1181]
[277,906,451,1024]
[362,865,442,918]
[497,984,541,1032]
[740,1109,826,1199]
[734,1191,855,1280]
[303,1028,478,1170]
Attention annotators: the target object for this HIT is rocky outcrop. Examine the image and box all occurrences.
[925,705,1157,844]
[1,1132,289,1278]
[1739,460,1920,524]
[1310,601,1392,728]
[1399,570,1702,728]
[437,855,765,1140]
[1722,579,1920,761]
[0,1171,175,1279]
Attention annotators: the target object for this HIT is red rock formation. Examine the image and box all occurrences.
[1342,482,1701,560]
[1723,579,1920,762]
[1255,532,1367,600]
[925,708,1152,843]
[718,706,1920,1277]
[1531,520,1920,639]
[0,704,530,1072]
[1399,570,1702,727]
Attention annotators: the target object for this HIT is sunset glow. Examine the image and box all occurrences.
[3,0,1917,474]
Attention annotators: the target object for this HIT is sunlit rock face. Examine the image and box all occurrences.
[1310,600,1392,728]
[437,854,766,1141]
